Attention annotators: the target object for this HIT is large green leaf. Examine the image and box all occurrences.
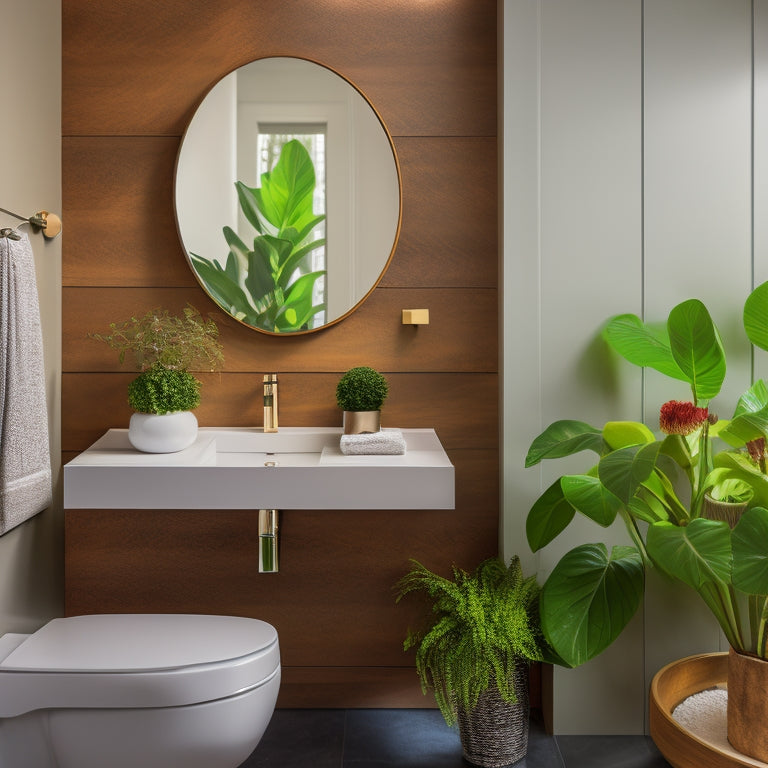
[234,181,264,234]
[646,518,731,590]
[718,380,768,446]
[275,270,326,332]
[744,281,768,352]
[189,254,254,321]
[525,420,605,468]
[526,480,576,552]
[540,543,644,668]
[732,507,768,595]
[602,314,688,381]
[598,442,661,504]
[603,421,655,451]
[222,226,251,273]
[254,140,319,234]
[713,451,768,508]
[667,299,726,404]
[561,475,622,527]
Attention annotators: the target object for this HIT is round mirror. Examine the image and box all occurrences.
[175,57,401,335]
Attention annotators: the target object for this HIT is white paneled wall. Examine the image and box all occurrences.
[502,0,765,734]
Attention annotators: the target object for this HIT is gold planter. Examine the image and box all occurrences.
[342,410,380,434]
[728,647,768,762]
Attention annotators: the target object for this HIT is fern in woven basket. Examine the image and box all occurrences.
[395,556,543,727]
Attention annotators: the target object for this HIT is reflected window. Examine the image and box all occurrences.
[251,124,327,328]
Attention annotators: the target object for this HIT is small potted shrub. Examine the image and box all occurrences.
[91,304,224,453]
[335,366,389,434]
[395,556,543,767]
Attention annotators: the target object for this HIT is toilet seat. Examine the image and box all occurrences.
[0,614,280,718]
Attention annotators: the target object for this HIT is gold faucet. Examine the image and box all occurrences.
[263,373,278,432]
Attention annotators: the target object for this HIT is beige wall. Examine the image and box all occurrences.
[0,0,63,634]
[502,0,765,734]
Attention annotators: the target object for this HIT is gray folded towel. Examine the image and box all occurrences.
[0,234,52,534]
[340,428,406,456]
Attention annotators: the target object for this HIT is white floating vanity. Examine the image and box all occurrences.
[64,427,455,510]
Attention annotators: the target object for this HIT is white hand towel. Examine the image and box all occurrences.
[340,428,406,456]
[0,234,51,534]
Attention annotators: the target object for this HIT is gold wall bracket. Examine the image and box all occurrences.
[402,309,430,325]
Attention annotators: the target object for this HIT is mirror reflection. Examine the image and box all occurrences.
[175,57,401,334]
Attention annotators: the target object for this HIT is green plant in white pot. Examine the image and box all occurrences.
[92,305,224,453]
[335,366,389,434]
[396,556,543,768]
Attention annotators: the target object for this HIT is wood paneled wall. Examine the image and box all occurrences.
[62,0,498,707]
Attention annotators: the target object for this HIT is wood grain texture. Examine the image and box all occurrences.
[63,286,498,374]
[648,653,755,768]
[64,476,498,659]
[62,0,500,708]
[61,373,498,453]
[62,135,495,290]
[62,137,194,288]
[382,137,498,288]
[63,0,496,138]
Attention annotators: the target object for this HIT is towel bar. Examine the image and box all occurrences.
[0,207,62,238]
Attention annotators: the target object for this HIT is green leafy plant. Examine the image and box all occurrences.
[395,556,542,726]
[127,365,200,414]
[91,304,224,415]
[90,304,224,373]
[190,139,326,333]
[526,283,768,668]
[336,366,389,411]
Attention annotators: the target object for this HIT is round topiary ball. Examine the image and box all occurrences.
[335,366,389,411]
[128,365,201,414]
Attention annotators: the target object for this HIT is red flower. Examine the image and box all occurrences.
[659,400,709,435]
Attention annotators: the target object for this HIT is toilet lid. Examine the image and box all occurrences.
[0,614,280,716]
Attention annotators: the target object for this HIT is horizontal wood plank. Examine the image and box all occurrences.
[62,137,194,288]
[63,0,496,138]
[63,286,498,374]
[382,138,498,289]
[61,372,498,453]
[276,667,429,709]
[62,135,496,290]
[64,459,498,665]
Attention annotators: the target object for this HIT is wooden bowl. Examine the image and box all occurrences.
[649,652,767,768]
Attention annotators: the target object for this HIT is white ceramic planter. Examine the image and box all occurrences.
[128,411,198,453]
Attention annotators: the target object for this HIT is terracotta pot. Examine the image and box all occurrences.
[727,646,768,762]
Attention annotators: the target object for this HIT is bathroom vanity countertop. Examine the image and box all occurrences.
[63,427,455,510]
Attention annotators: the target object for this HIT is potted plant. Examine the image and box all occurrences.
[335,366,389,434]
[395,556,543,767]
[91,304,224,453]
[189,139,327,333]
[525,283,768,762]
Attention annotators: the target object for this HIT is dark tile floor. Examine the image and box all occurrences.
[240,709,672,768]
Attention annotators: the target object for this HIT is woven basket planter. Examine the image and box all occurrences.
[456,665,530,767]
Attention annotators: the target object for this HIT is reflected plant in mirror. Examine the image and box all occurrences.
[190,140,327,333]
[175,56,401,335]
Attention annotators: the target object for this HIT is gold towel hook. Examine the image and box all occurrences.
[0,207,62,239]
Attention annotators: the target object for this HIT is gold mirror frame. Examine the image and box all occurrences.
[174,56,402,336]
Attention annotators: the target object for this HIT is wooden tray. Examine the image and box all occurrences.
[650,652,767,768]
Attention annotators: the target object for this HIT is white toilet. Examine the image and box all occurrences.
[0,613,280,768]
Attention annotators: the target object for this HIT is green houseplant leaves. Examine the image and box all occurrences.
[191,139,327,333]
[539,544,643,669]
[527,286,768,666]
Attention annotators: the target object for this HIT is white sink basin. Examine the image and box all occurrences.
[64,427,455,510]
